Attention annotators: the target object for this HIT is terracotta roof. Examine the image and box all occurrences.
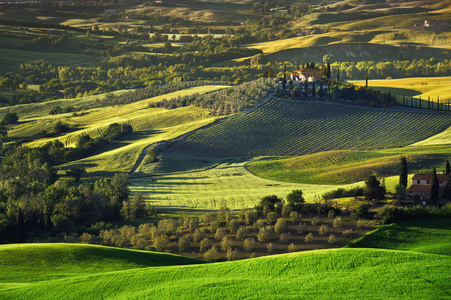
[292,68,318,73]
[411,173,451,181]
[407,185,430,194]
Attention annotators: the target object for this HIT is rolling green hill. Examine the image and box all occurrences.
[349,218,451,256]
[167,98,451,158]
[1,244,449,299]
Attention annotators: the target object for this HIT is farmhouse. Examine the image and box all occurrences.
[407,173,450,201]
[290,68,323,82]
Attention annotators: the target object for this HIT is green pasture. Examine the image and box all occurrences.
[349,218,451,256]
[1,245,450,299]
[130,155,359,210]
[247,146,451,185]
[168,98,451,158]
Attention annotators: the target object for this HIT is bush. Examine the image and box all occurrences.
[244,237,256,252]
[200,238,213,253]
[288,243,298,252]
[281,204,292,218]
[343,229,353,237]
[236,226,248,241]
[289,211,300,224]
[154,235,170,252]
[229,218,242,233]
[80,233,93,244]
[203,246,219,261]
[267,212,278,224]
[279,233,291,244]
[333,217,343,228]
[245,210,259,225]
[356,219,366,228]
[221,236,232,251]
[193,228,206,242]
[274,218,287,234]
[257,226,272,243]
[227,247,239,260]
[319,225,328,236]
[355,203,369,218]
[311,217,320,226]
[267,242,274,254]
[255,219,266,228]
[328,234,337,244]
[178,236,190,252]
[214,228,226,241]
[305,232,314,243]
[297,223,307,234]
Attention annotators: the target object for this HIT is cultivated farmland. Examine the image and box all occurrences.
[168,98,451,157]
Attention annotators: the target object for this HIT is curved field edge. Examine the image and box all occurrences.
[246,146,451,185]
[0,243,206,285]
[348,218,451,256]
[167,98,451,158]
[129,155,362,210]
[1,247,450,299]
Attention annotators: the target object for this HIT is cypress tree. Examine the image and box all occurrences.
[326,63,331,80]
[312,82,316,97]
[365,72,368,88]
[399,156,408,188]
[430,167,439,203]
[337,68,340,82]
[446,160,450,174]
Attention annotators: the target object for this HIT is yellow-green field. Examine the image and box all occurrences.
[130,155,362,211]
[352,77,451,102]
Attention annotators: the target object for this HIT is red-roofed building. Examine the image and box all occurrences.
[407,173,450,202]
[291,68,323,82]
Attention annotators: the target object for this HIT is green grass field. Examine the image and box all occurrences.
[1,244,450,299]
[247,146,451,185]
[130,154,360,210]
[168,98,451,158]
[349,218,451,256]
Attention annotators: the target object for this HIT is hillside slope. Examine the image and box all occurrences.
[1,246,449,299]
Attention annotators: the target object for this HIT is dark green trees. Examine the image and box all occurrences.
[286,189,305,212]
[430,167,439,203]
[446,160,450,174]
[399,156,408,188]
[364,175,386,201]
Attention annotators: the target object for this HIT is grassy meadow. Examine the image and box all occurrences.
[130,155,360,210]
[1,244,450,299]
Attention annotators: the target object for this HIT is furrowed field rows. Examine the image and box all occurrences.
[168,99,451,157]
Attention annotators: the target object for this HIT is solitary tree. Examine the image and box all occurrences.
[364,175,386,201]
[430,167,439,203]
[399,156,408,188]
[286,189,305,212]
[66,166,87,182]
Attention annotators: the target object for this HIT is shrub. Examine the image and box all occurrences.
[297,223,307,234]
[255,219,266,228]
[229,218,242,233]
[289,211,300,224]
[343,229,353,237]
[328,234,337,244]
[328,210,335,219]
[80,233,93,244]
[279,233,291,244]
[319,225,328,236]
[188,218,199,232]
[178,236,190,252]
[193,228,206,242]
[214,228,226,241]
[274,218,287,234]
[236,226,248,241]
[311,216,320,226]
[245,210,259,225]
[281,204,292,218]
[200,238,213,253]
[244,237,256,252]
[267,242,274,254]
[257,226,272,243]
[154,235,170,252]
[221,236,232,251]
[131,235,150,249]
[356,219,366,228]
[267,212,278,224]
[333,217,343,228]
[227,247,239,261]
[288,243,298,252]
[355,203,369,218]
[305,233,314,243]
[203,246,219,261]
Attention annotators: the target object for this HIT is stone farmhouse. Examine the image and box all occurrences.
[290,68,323,83]
[407,173,450,202]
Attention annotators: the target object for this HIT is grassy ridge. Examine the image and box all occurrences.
[168,98,451,158]
[247,146,451,185]
[1,247,450,299]
[349,218,451,256]
[0,243,205,286]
